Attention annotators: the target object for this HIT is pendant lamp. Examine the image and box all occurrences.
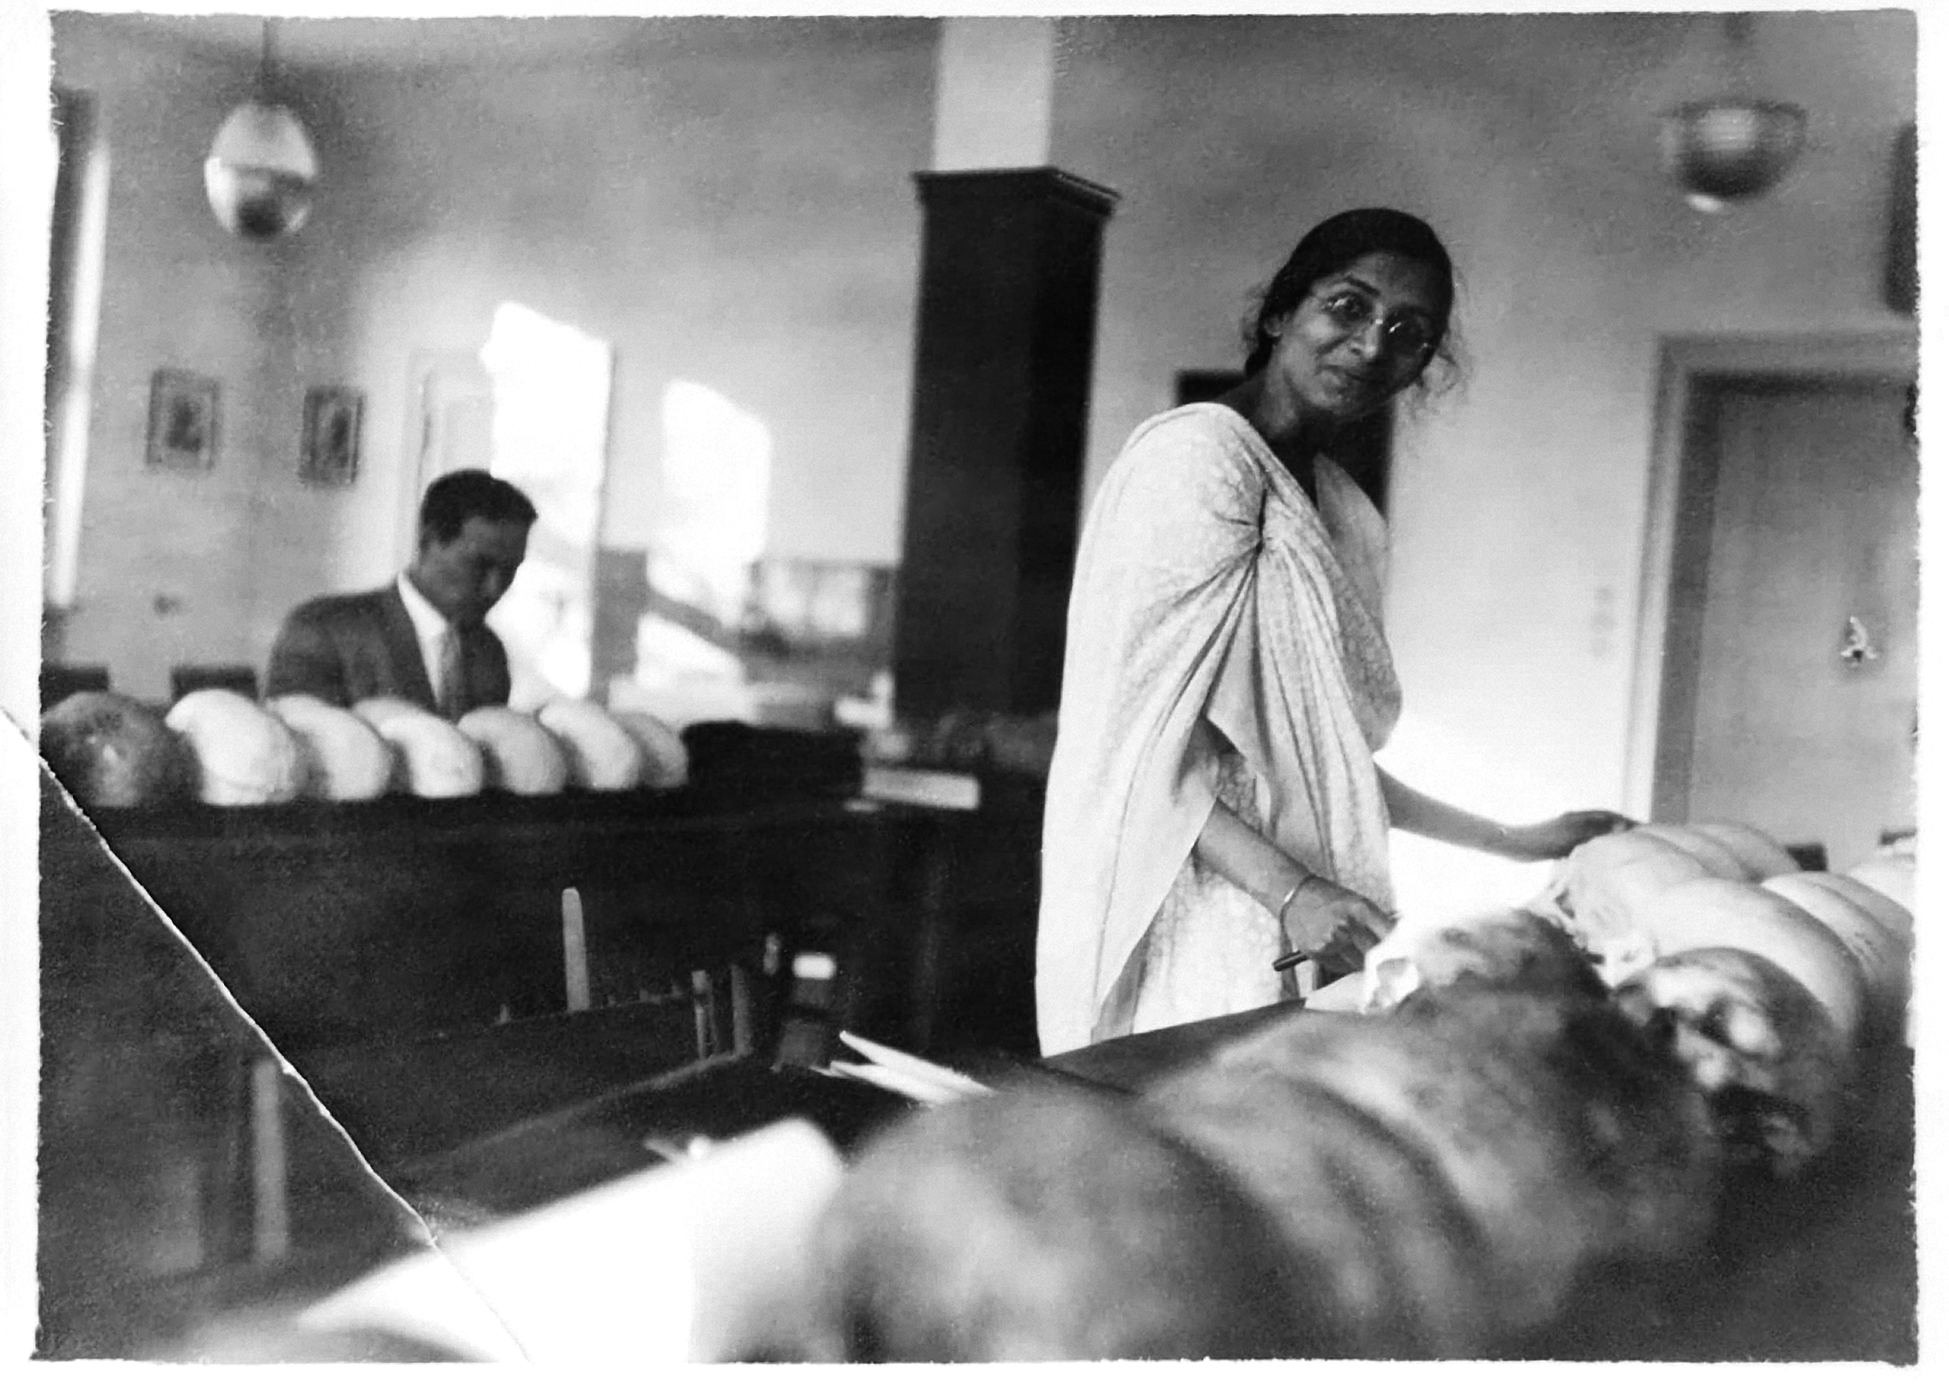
[204,21,318,240]
[1659,13,1806,214]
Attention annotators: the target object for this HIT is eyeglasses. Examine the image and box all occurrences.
[1311,289,1440,360]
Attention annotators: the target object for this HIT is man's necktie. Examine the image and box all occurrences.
[438,627,469,720]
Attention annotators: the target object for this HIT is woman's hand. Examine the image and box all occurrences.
[1278,876,1395,977]
[1379,771,1632,868]
[1496,810,1636,862]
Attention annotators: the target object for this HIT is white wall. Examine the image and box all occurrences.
[1052,11,1915,820]
[293,16,934,582]
[49,19,316,703]
[933,17,1054,171]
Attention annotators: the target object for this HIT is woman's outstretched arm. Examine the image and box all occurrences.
[1377,767,1633,861]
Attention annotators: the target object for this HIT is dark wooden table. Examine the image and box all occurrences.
[76,777,1047,1061]
[37,773,434,1358]
[79,789,925,1052]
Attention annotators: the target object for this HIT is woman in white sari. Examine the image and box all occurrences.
[1037,209,1629,1055]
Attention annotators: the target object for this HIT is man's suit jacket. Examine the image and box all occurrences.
[264,585,510,715]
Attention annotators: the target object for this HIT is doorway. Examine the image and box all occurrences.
[404,304,615,706]
[1626,333,1918,873]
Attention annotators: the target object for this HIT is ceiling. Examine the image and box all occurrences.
[63,11,857,73]
[53,9,1745,89]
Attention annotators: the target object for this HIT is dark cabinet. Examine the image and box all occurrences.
[893,167,1118,718]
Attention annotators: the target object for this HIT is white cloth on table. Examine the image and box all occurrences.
[1035,403,1402,1055]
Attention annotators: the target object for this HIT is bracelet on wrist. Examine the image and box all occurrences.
[1275,870,1316,921]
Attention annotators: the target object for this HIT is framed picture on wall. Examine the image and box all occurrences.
[301,386,364,486]
[144,369,219,472]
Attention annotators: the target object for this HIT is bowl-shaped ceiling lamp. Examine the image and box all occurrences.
[1658,15,1807,214]
[204,22,317,241]
[1660,99,1807,213]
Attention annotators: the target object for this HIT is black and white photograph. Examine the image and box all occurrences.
[0,0,1934,1374]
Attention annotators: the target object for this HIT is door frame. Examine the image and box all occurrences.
[1623,330,1917,821]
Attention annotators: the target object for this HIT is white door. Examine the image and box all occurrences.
[1661,372,1916,872]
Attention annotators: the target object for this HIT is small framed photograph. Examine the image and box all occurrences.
[301,386,364,486]
[145,369,219,472]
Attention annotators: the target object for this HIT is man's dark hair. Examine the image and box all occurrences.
[417,470,537,544]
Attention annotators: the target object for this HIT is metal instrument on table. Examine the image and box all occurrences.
[824,1030,993,1107]
[561,887,590,1012]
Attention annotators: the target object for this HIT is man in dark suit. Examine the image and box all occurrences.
[266,471,537,718]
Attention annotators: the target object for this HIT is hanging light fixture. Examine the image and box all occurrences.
[204,20,318,241]
[1658,13,1807,214]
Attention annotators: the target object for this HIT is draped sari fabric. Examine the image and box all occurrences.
[1036,404,1402,1055]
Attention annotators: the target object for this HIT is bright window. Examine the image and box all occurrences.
[477,302,613,705]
